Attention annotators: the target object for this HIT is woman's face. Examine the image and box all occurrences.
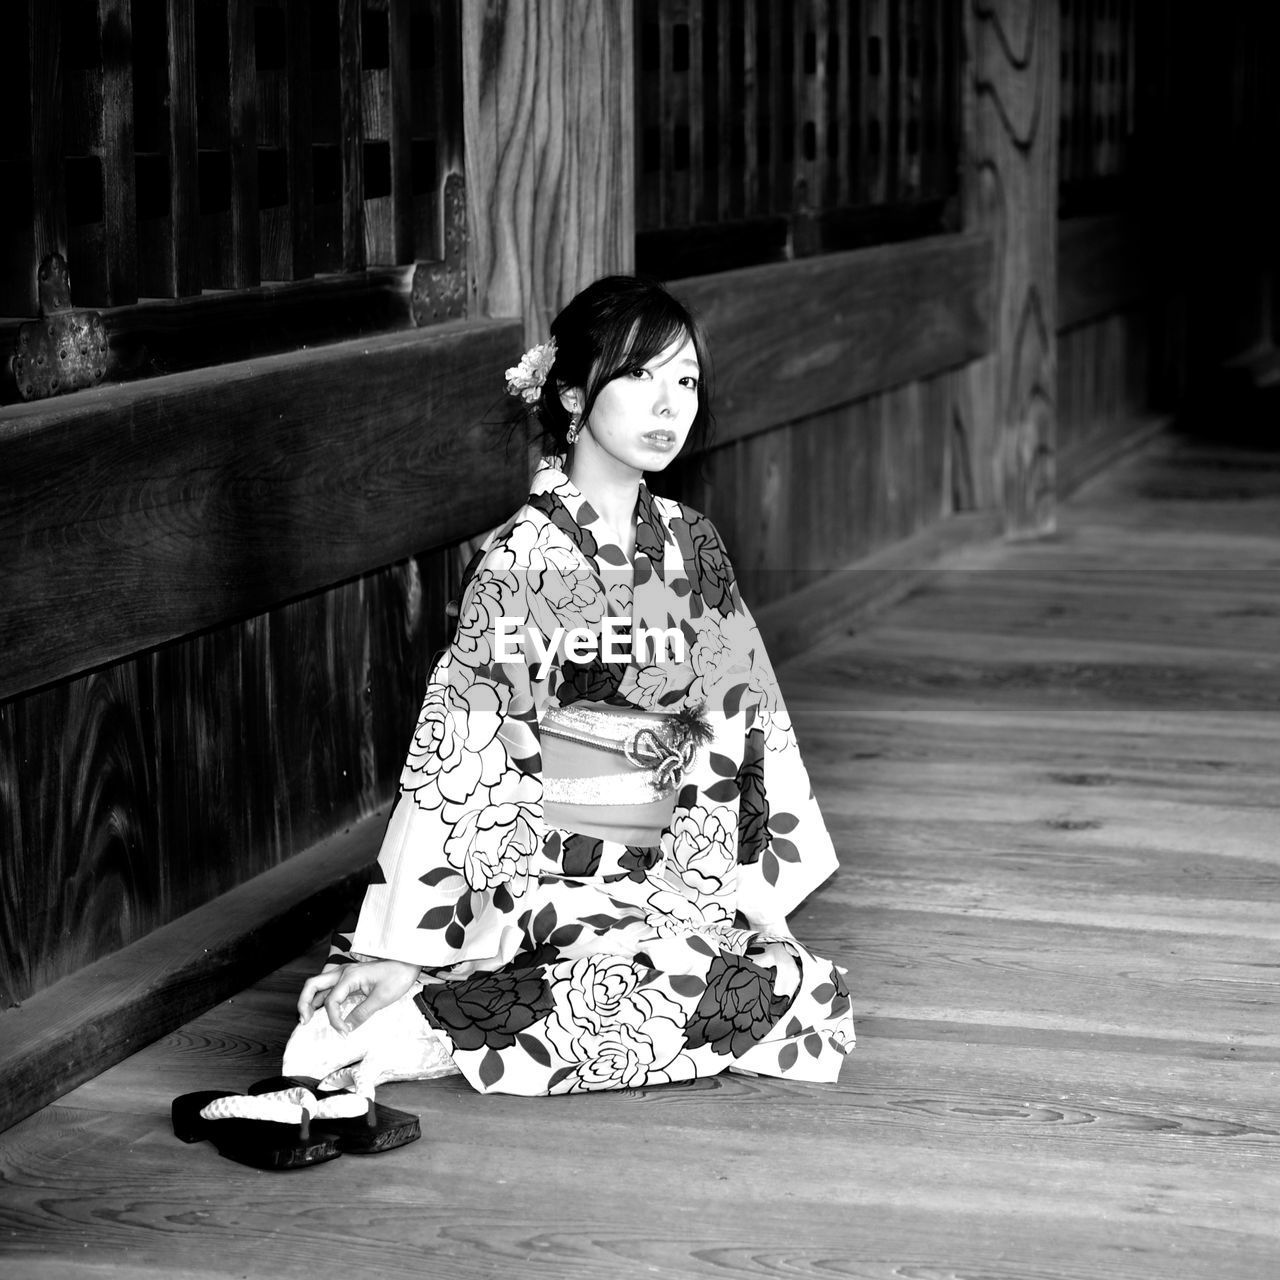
[572,333,700,478]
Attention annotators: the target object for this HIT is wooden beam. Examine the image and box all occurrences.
[673,231,994,445]
[961,1,1059,535]
[0,801,387,1135]
[1058,214,1147,331]
[0,318,525,702]
[462,0,634,339]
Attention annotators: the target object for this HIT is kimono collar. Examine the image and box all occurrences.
[529,456,670,575]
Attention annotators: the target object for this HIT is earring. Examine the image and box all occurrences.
[566,413,582,445]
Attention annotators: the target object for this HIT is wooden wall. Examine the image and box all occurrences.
[1056,310,1151,489]
[0,550,449,1008]
[654,232,994,605]
[0,319,528,1009]
[0,0,636,1018]
[668,367,963,609]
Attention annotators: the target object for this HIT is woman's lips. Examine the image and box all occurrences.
[643,430,676,448]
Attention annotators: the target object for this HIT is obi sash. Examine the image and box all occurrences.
[540,702,712,846]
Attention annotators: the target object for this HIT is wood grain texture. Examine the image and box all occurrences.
[0,802,389,1132]
[0,266,422,398]
[0,539,453,1012]
[167,0,201,297]
[2,432,1278,1276]
[672,232,994,448]
[962,0,1058,535]
[1057,308,1165,495]
[283,0,316,280]
[463,0,634,339]
[99,0,138,306]
[227,0,260,290]
[339,0,365,272]
[27,0,67,304]
[660,363,967,611]
[0,317,524,700]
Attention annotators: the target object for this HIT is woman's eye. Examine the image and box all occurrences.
[680,376,699,390]
[628,367,651,380]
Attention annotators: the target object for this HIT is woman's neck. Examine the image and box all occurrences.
[567,453,641,559]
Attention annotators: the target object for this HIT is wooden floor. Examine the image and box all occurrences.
[3,432,1279,1280]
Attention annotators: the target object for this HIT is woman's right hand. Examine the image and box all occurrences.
[297,958,422,1034]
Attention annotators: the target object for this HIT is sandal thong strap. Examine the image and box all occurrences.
[198,1087,369,1125]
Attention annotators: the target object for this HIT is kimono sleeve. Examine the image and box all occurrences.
[695,521,840,927]
[347,540,548,972]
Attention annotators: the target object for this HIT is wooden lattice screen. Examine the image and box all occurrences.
[635,0,962,278]
[1058,0,1137,214]
[0,0,461,318]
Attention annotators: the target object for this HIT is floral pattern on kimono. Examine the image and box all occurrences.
[331,458,854,1094]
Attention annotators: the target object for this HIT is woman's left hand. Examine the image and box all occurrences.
[297,958,422,1033]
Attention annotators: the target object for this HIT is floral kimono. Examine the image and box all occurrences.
[331,458,854,1094]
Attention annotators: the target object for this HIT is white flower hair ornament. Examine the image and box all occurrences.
[504,339,557,407]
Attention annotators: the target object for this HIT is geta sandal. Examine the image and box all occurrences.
[247,1075,420,1155]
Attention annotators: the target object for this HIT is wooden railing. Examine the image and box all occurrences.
[0,0,462,318]
[634,0,961,277]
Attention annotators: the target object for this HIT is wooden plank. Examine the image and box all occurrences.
[793,0,824,213]
[673,231,994,445]
[463,0,633,339]
[227,0,260,289]
[339,0,365,271]
[283,0,315,278]
[901,0,923,198]
[0,317,524,700]
[662,0,691,228]
[962,0,1058,534]
[766,0,785,213]
[1057,213,1147,329]
[0,801,388,1134]
[741,0,759,218]
[860,0,889,205]
[435,0,465,181]
[1058,411,1169,499]
[636,0,664,233]
[685,0,703,226]
[167,0,201,296]
[885,0,903,201]
[0,264,422,386]
[388,0,414,261]
[717,0,733,222]
[99,0,138,305]
[28,0,67,290]
[0,539,452,1010]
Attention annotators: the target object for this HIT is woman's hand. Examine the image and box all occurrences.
[297,959,422,1034]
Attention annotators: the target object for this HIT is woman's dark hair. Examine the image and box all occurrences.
[534,275,714,458]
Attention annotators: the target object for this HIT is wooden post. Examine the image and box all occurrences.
[461,0,634,340]
[962,0,1058,536]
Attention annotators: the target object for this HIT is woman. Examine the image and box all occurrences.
[288,276,854,1095]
